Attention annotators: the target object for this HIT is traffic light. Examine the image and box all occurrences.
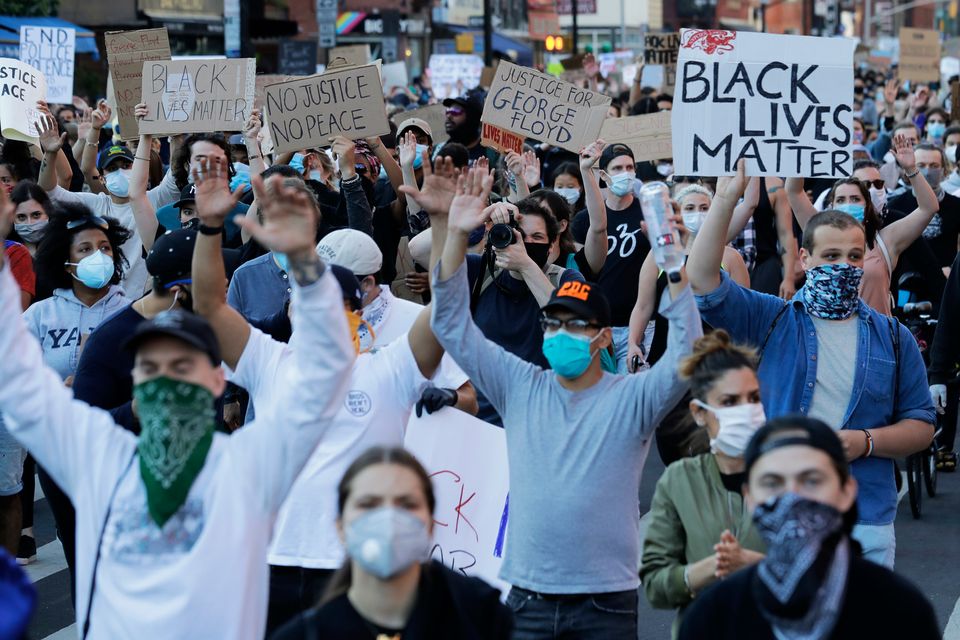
[545,35,565,52]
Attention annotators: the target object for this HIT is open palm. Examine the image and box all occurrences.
[449,168,494,235]
[716,159,747,201]
[399,156,459,216]
[892,134,916,171]
[193,158,245,224]
[237,175,318,256]
[37,115,64,154]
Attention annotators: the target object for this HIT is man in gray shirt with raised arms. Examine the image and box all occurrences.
[419,167,702,638]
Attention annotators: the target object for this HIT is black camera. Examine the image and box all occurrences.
[488,222,520,249]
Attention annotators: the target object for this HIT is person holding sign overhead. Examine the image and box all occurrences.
[686,160,935,568]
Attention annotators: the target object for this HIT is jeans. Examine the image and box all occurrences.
[266,565,336,635]
[507,587,638,639]
[0,420,25,496]
[612,326,631,374]
[853,522,896,569]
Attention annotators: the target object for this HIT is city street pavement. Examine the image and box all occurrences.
[23,452,960,639]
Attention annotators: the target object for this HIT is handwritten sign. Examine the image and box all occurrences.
[672,29,854,178]
[254,74,295,110]
[404,408,509,593]
[105,28,172,141]
[481,122,524,154]
[428,54,484,100]
[899,28,940,84]
[394,104,449,144]
[600,111,672,162]
[264,64,390,154]
[0,58,47,144]
[19,27,74,104]
[139,59,255,135]
[329,44,370,68]
[278,40,318,76]
[644,32,680,92]
[482,60,611,153]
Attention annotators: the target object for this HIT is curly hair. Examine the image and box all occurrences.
[171,133,235,188]
[679,330,758,401]
[34,202,132,292]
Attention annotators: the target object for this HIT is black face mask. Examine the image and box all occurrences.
[524,241,551,269]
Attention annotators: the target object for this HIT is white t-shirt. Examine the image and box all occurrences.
[230,328,450,568]
[48,171,180,297]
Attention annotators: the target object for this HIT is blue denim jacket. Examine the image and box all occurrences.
[696,272,936,525]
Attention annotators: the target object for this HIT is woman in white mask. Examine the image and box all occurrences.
[641,330,766,638]
[9,182,52,256]
[271,446,512,639]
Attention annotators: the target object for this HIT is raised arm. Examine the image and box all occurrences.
[81,101,112,194]
[331,136,374,236]
[767,177,798,300]
[398,131,424,215]
[242,109,266,177]
[129,103,160,250]
[784,176,819,229]
[191,157,252,370]
[686,160,747,295]
[36,113,66,193]
[399,155,461,271]
[879,134,940,262]
[726,177,760,242]
[366,135,403,195]
[579,139,609,274]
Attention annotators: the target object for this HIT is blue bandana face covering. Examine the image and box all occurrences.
[802,263,863,320]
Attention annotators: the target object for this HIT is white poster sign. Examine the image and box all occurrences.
[428,54,484,100]
[0,58,47,144]
[672,29,855,178]
[19,26,74,104]
[404,408,509,593]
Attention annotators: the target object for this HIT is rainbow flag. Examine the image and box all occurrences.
[336,12,366,35]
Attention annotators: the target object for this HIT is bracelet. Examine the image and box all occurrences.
[341,174,360,184]
[904,168,920,179]
[134,156,150,162]
[198,224,223,236]
[862,429,875,458]
[248,154,262,159]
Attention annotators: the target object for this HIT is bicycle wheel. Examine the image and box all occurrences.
[924,447,938,497]
[907,454,922,519]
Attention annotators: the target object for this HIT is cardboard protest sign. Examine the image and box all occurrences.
[482,60,611,154]
[105,28,171,141]
[404,408,509,593]
[394,104,449,144]
[0,59,47,144]
[278,40,318,76]
[672,29,854,178]
[254,74,295,110]
[600,111,672,162]
[19,26,74,104]
[481,122,524,154]
[899,28,940,84]
[329,44,370,68]
[381,61,409,92]
[644,32,680,92]
[263,64,390,154]
[428,54,484,100]
[139,59,256,135]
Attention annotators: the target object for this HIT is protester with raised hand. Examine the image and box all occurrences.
[679,417,939,640]
[573,139,609,276]
[427,166,701,637]
[190,157,455,632]
[785,134,939,315]
[0,155,355,638]
[687,160,935,568]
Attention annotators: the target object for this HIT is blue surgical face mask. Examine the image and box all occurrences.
[412,144,429,170]
[834,203,865,222]
[378,164,388,180]
[542,328,601,378]
[555,187,581,205]
[230,162,251,193]
[927,121,946,140]
[607,172,635,197]
[308,170,323,182]
[345,507,430,579]
[66,249,115,289]
[105,168,132,198]
[289,153,305,173]
[599,346,617,374]
[273,251,290,272]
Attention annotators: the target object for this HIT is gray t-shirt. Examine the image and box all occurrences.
[807,314,859,429]
[430,259,702,594]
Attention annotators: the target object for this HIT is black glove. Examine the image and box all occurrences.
[415,386,458,418]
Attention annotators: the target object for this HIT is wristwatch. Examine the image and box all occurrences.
[198,224,223,236]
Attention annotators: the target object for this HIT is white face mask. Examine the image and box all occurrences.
[656,162,673,177]
[694,400,766,457]
[105,168,132,198]
[681,211,706,235]
[869,186,887,214]
[946,144,958,165]
[555,187,581,205]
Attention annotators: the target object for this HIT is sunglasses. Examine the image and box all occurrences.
[539,316,601,332]
[66,214,109,230]
[446,107,465,117]
[861,179,885,190]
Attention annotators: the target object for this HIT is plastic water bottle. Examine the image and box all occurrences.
[639,181,684,283]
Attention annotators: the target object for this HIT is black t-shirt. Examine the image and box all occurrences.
[752,177,779,264]
[679,556,939,640]
[270,561,512,640]
[571,198,651,326]
[888,190,960,268]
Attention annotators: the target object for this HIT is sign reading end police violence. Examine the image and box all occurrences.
[672,29,854,178]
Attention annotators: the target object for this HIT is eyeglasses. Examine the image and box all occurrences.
[860,179,885,190]
[446,107,464,117]
[539,316,601,333]
[66,214,109,230]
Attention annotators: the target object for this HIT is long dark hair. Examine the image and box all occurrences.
[8,181,53,245]
[171,133,235,188]
[529,188,576,255]
[320,447,436,606]
[823,178,878,250]
[34,203,131,292]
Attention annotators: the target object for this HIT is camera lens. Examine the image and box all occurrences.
[489,223,516,249]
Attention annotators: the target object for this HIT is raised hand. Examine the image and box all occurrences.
[192,157,247,226]
[330,136,357,179]
[505,150,523,176]
[398,155,460,216]
[521,149,541,187]
[134,102,149,121]
[448,167,494,236]
[579,139,605,172]
[475,156,490,174]
[892,133,916,172]
[91,101,112,130]
[715,159,747,202]
[398,131,418,169]
[243,108,262,141]
[237,174,319,260]
[37,114,66,154]
[76,108,93,141]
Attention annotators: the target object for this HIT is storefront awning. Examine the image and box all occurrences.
[0,16,99,59]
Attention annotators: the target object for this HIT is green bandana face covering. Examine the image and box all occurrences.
[134,376,216,527]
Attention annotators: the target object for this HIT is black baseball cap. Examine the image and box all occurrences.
[146,228,196,289]
[541,281,611,328]
[599,143,634,171]
[443,93,484,117]
[122,310,221,366]
[330,264,363,311]
[174,184,197,209]
[744,416,849,481]
[97,145,134,171]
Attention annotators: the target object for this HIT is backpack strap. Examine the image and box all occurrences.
[758,303,789,362]
[888,315,900,415]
